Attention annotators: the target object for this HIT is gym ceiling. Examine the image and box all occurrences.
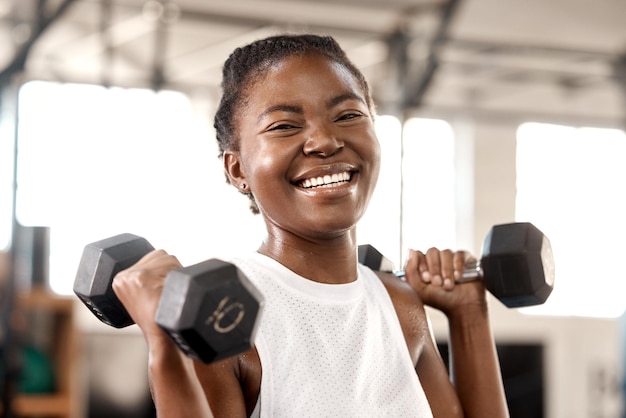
[0,0,625,126]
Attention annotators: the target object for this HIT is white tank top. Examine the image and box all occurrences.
[232,253,433,418]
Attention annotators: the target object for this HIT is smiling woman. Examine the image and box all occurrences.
[222,51,381,247]
[6,34,508,418]
[105,34,509,418]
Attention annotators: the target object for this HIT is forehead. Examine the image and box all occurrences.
[244,53,365,106]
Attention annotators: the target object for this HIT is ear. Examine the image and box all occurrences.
[223,150,247,189]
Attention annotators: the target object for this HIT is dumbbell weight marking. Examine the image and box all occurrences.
[155,257,263,362]
[206,296,246,334]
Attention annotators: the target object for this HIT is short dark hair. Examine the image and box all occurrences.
[213,34,375,213]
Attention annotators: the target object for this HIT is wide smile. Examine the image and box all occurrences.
[299,171,352,189]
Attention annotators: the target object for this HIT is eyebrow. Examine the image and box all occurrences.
[257,92,366,123]
[257,104,302,123]
[326,92,366,109]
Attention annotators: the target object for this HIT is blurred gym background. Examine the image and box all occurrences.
[1,0,625,417]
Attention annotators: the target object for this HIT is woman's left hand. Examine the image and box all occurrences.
[403,248,488,317]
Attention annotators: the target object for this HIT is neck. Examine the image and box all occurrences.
[258,228,358,284]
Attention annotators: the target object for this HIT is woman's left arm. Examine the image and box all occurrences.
[403,248,509,418]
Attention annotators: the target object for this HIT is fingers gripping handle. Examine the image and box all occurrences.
[389,258,482,283]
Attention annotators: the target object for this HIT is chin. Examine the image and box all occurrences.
[305,215,359,238]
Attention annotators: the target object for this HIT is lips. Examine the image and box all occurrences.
[299,171,352,189]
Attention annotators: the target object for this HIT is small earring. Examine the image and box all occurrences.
[240,182,248,192]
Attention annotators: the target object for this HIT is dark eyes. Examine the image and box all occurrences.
[336,112,363,122]
[266,112,365,132]
[268,123,299,131]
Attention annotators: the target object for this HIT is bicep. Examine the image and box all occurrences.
[194,357,248,418]
[380,272,464,417]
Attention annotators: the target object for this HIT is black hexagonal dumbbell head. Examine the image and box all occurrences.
[480,222,555,308]
[73,234,154,328]
[155,259,264,364]
[357,245,395,274]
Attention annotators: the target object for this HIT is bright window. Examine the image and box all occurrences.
[360,116,456,268]
[516,122,626,318]
[14,81,264,295]
[0,104,14,251]
[401,118,456,253]
[358,115,402,263]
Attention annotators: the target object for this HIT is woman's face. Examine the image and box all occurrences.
[225,53,381,241]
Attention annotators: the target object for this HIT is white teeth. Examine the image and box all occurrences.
[300,172,351,189]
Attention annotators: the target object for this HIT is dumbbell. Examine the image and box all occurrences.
[73,233,263,363]
[359,222,554,308]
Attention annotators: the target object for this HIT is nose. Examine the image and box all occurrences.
[302,123,344,157]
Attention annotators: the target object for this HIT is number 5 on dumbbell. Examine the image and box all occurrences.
[359,222,555,308]
[73,234,264,363]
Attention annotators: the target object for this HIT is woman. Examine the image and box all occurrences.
[113,34,509,417]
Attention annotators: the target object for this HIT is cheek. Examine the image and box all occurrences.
[371,136,382,167]
[363,132,382,183]
[360,137,382,207]
[241,144,291,191]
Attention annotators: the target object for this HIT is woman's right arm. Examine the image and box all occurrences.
[112,250,215,418]
[148,336,214,417]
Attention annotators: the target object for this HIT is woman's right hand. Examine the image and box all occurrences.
[113,250,216,417]
[112,249,183,342]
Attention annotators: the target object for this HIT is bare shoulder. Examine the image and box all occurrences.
[374,271,464,416]
[194,347,261,418]
[373,271,432,365]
